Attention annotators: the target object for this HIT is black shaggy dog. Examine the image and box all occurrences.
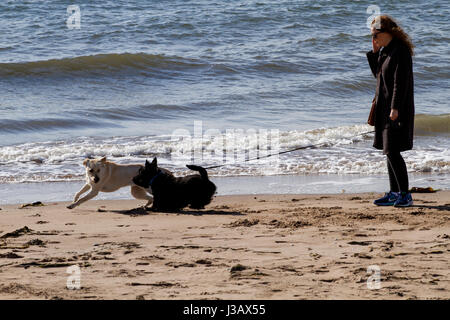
[133,157,216,211]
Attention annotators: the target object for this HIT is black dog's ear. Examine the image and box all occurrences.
[151,157,157,166]
[145,160,151,169]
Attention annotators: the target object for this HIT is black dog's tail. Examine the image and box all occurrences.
[186,165,209,180]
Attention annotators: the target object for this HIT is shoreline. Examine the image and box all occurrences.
[0,191,449,299]
[1,172,449,205]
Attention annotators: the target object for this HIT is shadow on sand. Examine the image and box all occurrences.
[108,207,244,216]
[411,204,450,212]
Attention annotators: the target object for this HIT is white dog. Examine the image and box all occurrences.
[67,157,153,209]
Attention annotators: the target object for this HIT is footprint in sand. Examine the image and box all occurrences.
[195,259,212,266]
[1,226,33,239]
[0,252,23,259]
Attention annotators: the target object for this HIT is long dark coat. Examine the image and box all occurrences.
[367,38,415,155]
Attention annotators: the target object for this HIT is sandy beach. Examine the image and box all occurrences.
[0,191,449,300]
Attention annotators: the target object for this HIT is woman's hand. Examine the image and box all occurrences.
[372,37,380,53]
[390,109,399,121]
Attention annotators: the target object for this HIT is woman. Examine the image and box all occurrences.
[366,15,415,207]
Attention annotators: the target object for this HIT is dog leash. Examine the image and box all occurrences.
[202,130,375,170]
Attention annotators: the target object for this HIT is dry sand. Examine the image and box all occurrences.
[0,191,449,300]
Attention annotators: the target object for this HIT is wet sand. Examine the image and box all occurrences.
[0,191,449,300]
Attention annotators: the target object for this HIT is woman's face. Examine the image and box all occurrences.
[371,28,393,48]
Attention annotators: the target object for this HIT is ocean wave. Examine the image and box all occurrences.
[250,60,303,74]
[415,113,450,136]
[0,123,448,184]
[317,76,374,95]
[0,104,192,133]
[0,52,288,79]
[0,53,211,78]
[76,104,193,121]
[0,118,106,133]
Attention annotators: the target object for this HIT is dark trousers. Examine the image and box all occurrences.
[386,152,409,193]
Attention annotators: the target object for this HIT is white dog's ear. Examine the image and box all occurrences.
[83,159,90,167]
[100,157,107,163]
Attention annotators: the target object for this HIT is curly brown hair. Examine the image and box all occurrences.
[372,15,414,56]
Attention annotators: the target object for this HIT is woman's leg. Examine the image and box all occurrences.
[387,157,400,192]
[386,152,409,193]
[374,156,402,206]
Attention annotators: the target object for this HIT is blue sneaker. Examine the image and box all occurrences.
[394,192,413,207]
[374,191,399,206]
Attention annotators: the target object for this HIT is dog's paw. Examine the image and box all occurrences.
[67,204,75,209]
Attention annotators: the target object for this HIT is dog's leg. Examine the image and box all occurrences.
[73,184,91,203]
[130,186,153,207]
[149,194,163,211]
[67,189,99,209]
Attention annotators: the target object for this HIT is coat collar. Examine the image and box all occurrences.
[380,37,398,57]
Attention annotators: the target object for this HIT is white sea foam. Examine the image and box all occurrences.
[0,124,448,184]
